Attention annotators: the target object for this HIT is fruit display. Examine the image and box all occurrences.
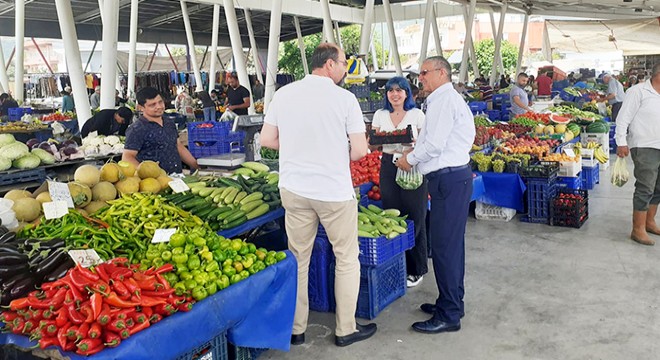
[584,141,609,164]
[351,150,381,187]
[492,123,533,137]
[471,152,529,174]
[368,126,413,145]
[585,120,610,134]
[367,184,381,201]
[548,105,603,123]
[474,126,516,146]
[42,111,74,122]
[542,153,579,163]
[551,189,588,228]
[512,112,551,125]
[357,205,410,239]
[474,115,491,127]
[497,135,560,157]
[0,115,49,132]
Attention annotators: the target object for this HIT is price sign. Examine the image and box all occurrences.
[48,181,74,208]
[563,148,576,158]
[168,179,190,193]
[68,249,103,268]
[152,228,178,243]
[43,201,68,220]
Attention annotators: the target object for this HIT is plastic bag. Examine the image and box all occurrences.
[597,102,607,116]
[396,166,423,190]
[220,109,238,123]
[611,157,629,187]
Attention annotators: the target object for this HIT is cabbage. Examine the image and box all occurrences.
[104,135,121,146]
[0,156,11,171]
[2,142,29,160]
[31,148,56,165]
[0,134,15,147]
[12,154,41,170]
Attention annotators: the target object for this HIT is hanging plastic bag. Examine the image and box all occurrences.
[396,165,424,190]
[611,157,629,187]
[220,109,237,123]
[597,102,607,116]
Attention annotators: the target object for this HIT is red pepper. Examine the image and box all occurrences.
[141,289,176,298]
[31,309,44,322]
[132,312,147,324]
[44,322,58,336]
[110,268,133,281]
[105,292,139,308]
[125,317,135,328]
[88,293,102,320]
[11,317,25,334]
[0,311,19,322]
[118,328,131,339]
[132,272,154,282]
[110,279,130,297]
[66,325,79,340]
[178,302,193,312]
[141,306,153,318]
[57,325,68,348]
[78,322,90,340]
[154,263,174,274]
[87,280,111,296]
[64,280,85,303]
[80,304,95,323]
[139,295,167,307]
[149,314,163,324]
[26,298,53,310]
[136,279,160,291]
[155,274,171,291]
[77,343,105,356]
[38,337,58,349]
[67,268,90,291]
[55,308,69,327]
[103,331,122,348]
[21,319,36,334]
[63,340,77,352]
[124,278,141,296]
[41,278,67,291]
[109,257,129,266]
[128,319,150,335]
[95,264,111,283]
[114,308,134,320]
[106,319,126,333]
[66,303,86,325]
[76,338,103,353]
[8,298,30,311]
[154,303,176,316]
[76,263,100,281]
[88,322,102,339]
[50,287,68,308]
[97,304,111,326]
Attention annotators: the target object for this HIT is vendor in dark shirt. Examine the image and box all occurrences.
[80,107,133,138]
[122,87,198,174]
[196,90,216,122]
[0,93,19,116]
[224,72,251,115]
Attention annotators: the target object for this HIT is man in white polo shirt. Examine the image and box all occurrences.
[260,43,374,347]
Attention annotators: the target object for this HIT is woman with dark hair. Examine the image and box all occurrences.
[371,76,428,288]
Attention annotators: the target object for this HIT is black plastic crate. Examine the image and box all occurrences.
[523,177,558,224]
[0,168,47,187]
[521,161,559,179]
[368,125,413,145]
[550,188,589,228]
[176,331,228,360]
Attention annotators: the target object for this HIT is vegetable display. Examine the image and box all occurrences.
[351,151,381,187]
[358,205,409,239]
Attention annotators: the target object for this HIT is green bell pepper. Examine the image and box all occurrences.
[191,286,208,301]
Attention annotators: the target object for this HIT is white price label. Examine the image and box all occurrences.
[563,148,576,158]
[152,228,178,243]
[48,181,74,208]
[68,249,103,268]
[43,201,69,220]
[168,179,190,193]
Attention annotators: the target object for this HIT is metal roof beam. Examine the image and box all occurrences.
[74,0,133,23]
[373,1,464,22]
[531,8,660,19]
[142,3,210,27]
[0,0,35,17]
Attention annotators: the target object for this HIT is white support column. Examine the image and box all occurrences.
[370,38,379,71]
[97,0,104,22]
[181,0,203,92]
[359,0,375,56]
[418,0,433,67]
[100,0,118,109]
[382,0,402,76]
[320,0,335,44]
[244,8,264,84]
[462,6,480,80]
[431,7,443,56]
[293,16,309,75]
[209,4,220,91]
[263,0,283,113]
[490,1,508,86]
[542,22,552,63]
[488,8,502,74]
[0,37,9,92]
[334,21,344,50]
[14,0,24,102]
[516,12,529,76]
[55,0,92,127]
[224,0,254,113]
[127,0,138,99]
[459,0,476,83]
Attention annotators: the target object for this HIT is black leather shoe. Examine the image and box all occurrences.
[412,318,461,334]
[291,333,305,345]
[419,303,464,318]
[335,323,377,347]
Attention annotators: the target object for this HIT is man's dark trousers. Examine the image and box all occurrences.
[426,166,472,324]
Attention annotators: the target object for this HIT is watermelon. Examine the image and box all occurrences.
[567,123,581,137]
[586,121,609,133]
[550,114,571,124]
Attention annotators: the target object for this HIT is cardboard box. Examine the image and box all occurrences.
[559,160,582,177]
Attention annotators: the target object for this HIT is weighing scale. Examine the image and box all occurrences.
[196,114,265,169]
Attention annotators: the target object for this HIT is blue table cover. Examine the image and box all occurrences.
[471,174,485,201]
[474,172,527,212]
[218,207,285,239]
[0,251,297,359]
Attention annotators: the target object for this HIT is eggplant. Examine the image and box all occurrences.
[8,276,37,302]
[0,244,22,255]
[0,232,16,244]
[24,238,64,251]
[0,253,28,266]
[28,249,52,268]
[26,138,39,149]
[0,263,29,280]
[1,272,31,292]
[34,248,69,278]
[0,226,7,235]
[42,256,75,283]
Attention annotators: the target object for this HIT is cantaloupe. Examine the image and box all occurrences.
[84,201,108,215]
[157,175,172,191]
[92,181,117,202]
[4,189,31,201]
[12,197,41,222]
[137,161,161,179]
[68,181,93,208]
[117,161,136,179]
[100,163,123,183]
[74,165,101,188]
[35,192,52,204]
[139,178,161,194]
[115,177,140,195]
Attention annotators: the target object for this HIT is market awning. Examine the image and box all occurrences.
[546,18,660,56]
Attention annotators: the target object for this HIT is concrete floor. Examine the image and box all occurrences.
[263,160,660,360]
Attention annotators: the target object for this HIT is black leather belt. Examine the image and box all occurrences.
[426,164,470,179]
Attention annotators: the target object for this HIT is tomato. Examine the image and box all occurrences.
[372,193,381,201]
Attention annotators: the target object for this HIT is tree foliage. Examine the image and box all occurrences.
[474,39,519,78]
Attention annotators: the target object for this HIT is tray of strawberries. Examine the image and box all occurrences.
[368,125,413,145]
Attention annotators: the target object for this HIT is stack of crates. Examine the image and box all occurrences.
[348,84,371,112]
[468,101,487,115]
[7,107,32,121]
[175,331,228,360]
[609,122,617,153]
[187,121,245,158]
[521,162,560,224]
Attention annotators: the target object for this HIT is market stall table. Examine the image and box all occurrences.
[474,172,527,212]
[471,173,486,202]
[218,207,285,239]
[0,251,297,359]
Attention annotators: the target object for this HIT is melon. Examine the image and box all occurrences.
[564,131,574,142]
[139,178,162,194]
[68,181,93,208]
[100,163,123,183]
[4,189,31,201]
[157,175,172,191]
[35,192,52,204]
[115,177,140,195]
[544,125,555,135]
[550,114,571,124]
[535,124,546,135]
[84,201,108,215]
[554,124,567,134]
[117,161,136,178]
[92,181,117,202]
[74,165,101,188]
[137,161,161,179]
[12,197,41,222]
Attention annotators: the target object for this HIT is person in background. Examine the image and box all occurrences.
[615,63,660,246]
[224,72,251,116]
[174,87,195,120]
[600,73,625,122]
[81,107,133,138]
[252,79,265,101]
[396,56,474,334]
[525,75,535,100]
[89,86,101,109]
[115,90,128,107]
[123,87,198,174]
[536,70,553,98]
[476,79,493,102]
[372,77,428,288]
[626,76,638,89]
[499,74,510,89]
[0,93,18,116]
[509,73,534,116]
[260,43,376,348]
[61,86,75,113]
[196,90,216,122]
[410,83,422,108]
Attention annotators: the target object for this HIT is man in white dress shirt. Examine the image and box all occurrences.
[397,56,475,334]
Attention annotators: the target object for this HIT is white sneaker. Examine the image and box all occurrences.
[407,275,423,288]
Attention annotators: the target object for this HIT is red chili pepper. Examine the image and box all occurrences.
[11,317,25,334]
[21,319,36,334]
[90,293,102,320]
[110,279,130,297]
[0,311,19,322]
[178,302,193,312]
[154,263,174,274]
[55,308,69,327]
[66,325,79,340]
[77,343,105,356]
[124,278,141,296]
[9,298,30,311]
[135,279,160,291]
[86,322,100,339]
[132,272,154,282]
[132,312,147,324]
[41,278,67,291]
[154,303,176,316]
[149,314,163,324]
[95,264,111,283]
[65,303,85,325]
[128,319,150,335]
[57,325,68,348]
[64,280,85,303]
[111,268,133,281]
[118,328,131,339]
[139,295,167,307]
[97,304,111,326]
[76,263,100,282]
[106,319,126,333]
[26,298,53,310]
[109,257,129,266]
[105,292,139,308]
[125,317,135,328]
[67,268,90,291]
[76,338,103,353]
[78,322,90,340]
[141,306,153,318]
[63,340,77,352]
[103,331,122,348]
[30,309,44,322]
[113,308,134,320]
[44,322,58,336]
[141,289,176,297]
[38,337,58,349]
[80,305,95,323]
[50,288,68,308]
[155,274,171,291]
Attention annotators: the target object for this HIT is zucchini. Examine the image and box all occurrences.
[185,181,207,188]
[172,193,194,205]
[191,186,206,195]
[218,177,242,189]
[224,210,247,224]
[195,206,215,218]
[213,194,224,203]
[180,198,207,210]
[224,187,240,205]
[236,175,251,192]
[218,187,234,202]
[241,161,270,173]
[246,203,269,220]
[222,215,248,229]
[209,187,225,198]
[233,191,248,205]
[265,200,281,208]
[240,199,264,213]
[263,193,271,201]
[206,206,232,220]
[239,192,263,206]
[198,187,215,197]
[217,208,240,221]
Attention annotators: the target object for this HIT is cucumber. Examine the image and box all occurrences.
[391,225,407,234]
[191,201,212,214]
[246,203,270,220]
[224,187,240,205]
[185,181,207,188]
[195,206,216,218]
[359,205,374,215]
[224,210,247,224]
[358,224,377,232]
[358,230,377,238]
[357,213,371,223]
[399,219,407,228]
[171,193,194,205]
[236,175,251,192]
[241,161,270,173]
[233,191,248,205]
[265,200,281,208]
[205,206,231,221]
[218,177,242,189]
[180,198,207,210]
[222,215,248,229]
[368,204,384,215]
[263,193,271,201]
[240,199,264,213]
[375,222,390,235]
[239,192,263,206]
[198,187,215,197]
[382,209,401,218]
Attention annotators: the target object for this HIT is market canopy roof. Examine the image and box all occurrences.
[546,18,660,55]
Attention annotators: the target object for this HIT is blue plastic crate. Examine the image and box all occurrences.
[581,164,600,190]
[308,235,335,312]
[355,252,407,319]
[188,121,230,143]
[524,177,558,224]
[560,90,577,102]
[469,101,487,112]
[358,100,370,112]
[370,100,383,112]
[501,112,511,122]
[485,110,501,121]
[557,175,582,190]
[0,168,47,187]
[176,331,228,360]
[348,84,370,98]
[492,94,508,104]
[7,107,32,121]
